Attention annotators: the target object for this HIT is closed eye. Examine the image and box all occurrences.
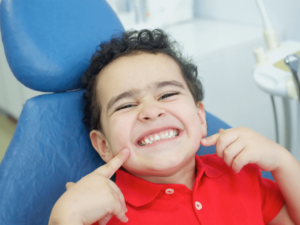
[116,104,136,111]
[159,92,179,100]
[115,92,179,111]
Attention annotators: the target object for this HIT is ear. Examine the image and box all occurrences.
[90,130,114,163]
[196,101,207,138]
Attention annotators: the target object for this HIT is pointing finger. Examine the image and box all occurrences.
[96,148,130,178]
[201,133,221,146]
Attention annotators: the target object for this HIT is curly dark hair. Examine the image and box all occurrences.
[82,29,204,133]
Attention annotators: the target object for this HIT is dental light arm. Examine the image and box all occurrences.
[255,0,280,52]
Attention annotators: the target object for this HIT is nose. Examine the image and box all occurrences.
[138,101,166,122]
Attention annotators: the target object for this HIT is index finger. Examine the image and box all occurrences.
[200,133,221,146]
[96,148,130,178]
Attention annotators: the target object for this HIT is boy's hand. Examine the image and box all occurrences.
[200,127,287,173]
[49,148,130,225]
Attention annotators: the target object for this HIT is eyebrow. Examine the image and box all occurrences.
[106,80,185,112]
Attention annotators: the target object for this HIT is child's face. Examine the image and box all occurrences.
[90,52,207,177]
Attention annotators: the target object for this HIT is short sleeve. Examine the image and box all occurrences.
[258,170,285,224]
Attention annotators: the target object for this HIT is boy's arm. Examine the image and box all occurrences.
[268,204,294,225]
[201,127,300,225]
[268,148,300,224]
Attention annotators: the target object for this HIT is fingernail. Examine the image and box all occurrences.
[124,217,129,223]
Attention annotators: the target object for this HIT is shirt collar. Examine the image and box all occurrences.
[115,154,223,207]
[195,154,223,178]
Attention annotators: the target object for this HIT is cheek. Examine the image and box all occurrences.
[171,100,203,143]
[172,100,202,129]
[108,114,135,153]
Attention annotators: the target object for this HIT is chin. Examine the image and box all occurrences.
[150,156,192,174]
[150,163,179,173]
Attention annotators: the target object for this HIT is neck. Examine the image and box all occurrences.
[134,158,196,190]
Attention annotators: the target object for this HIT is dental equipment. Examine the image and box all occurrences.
[253,0,300,153]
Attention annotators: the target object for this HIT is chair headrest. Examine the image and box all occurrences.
[0,0,124,92]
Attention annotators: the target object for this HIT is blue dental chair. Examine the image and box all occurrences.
[0,1,272,224]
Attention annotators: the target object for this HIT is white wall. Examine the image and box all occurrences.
[195,0,300,41]
[0,37,24,118]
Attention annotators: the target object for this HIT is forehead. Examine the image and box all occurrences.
[96,52,187,108]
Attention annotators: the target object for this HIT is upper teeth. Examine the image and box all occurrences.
[138,130,179,146]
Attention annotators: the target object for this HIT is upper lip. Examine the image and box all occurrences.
[135,126,182,144]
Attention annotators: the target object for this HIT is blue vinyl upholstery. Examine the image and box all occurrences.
[0,0,123,92]
[0,90,100,225]
[0,0,273,224]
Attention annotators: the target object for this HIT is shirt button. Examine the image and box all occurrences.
[165,188,174,194]
[195,201,202,210]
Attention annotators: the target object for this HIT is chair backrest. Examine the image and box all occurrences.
[0,0,124,224]
[0,0,123,92]
[0,90,101,225]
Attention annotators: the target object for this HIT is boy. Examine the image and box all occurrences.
[49,29,300,225]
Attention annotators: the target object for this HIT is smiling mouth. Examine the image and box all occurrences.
[138,129,179,146]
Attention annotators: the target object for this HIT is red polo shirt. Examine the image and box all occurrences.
[94,154,285,225]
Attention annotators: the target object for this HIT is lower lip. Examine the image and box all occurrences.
[135,130,183,148]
